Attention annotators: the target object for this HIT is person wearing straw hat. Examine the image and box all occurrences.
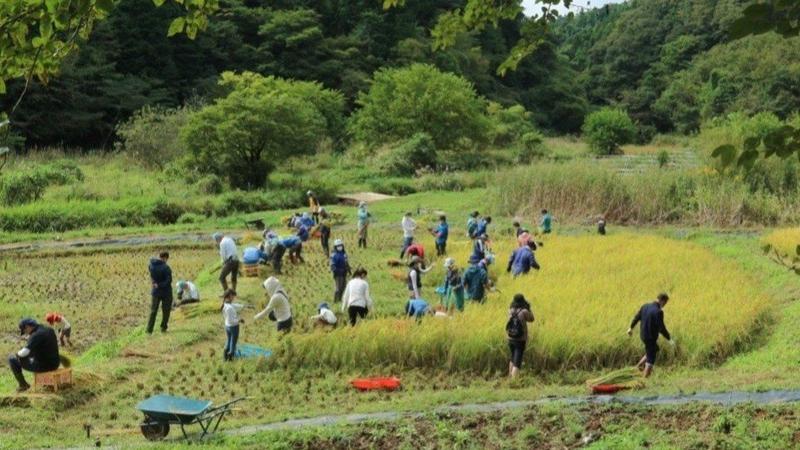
[8,318,60,392]
[311,302,338,328]
[357,201,371,249]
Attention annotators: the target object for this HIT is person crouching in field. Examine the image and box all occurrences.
[405,298,429,320]
[507,241,540,277]
[45,313,72,347]
[506,294,534,378]
[255,277,293,333]
[627,293,674,378]
[342,268,373,326]
[175,280,200,306]
[220,289,244,361]
[311,302,337,328]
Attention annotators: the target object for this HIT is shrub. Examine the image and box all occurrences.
[115,105,195,169]
[0,170,50,205]
[582,108,636,155]
[348,63,489,150]
[486,103,539,147]
[176,212,206,224]
[196,174,224,195]
[378,133,437,176]
[513,131,548,164]
[367,178,418,196]
[151,199,187,225]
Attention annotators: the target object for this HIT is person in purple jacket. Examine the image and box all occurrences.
[506,242,540,277]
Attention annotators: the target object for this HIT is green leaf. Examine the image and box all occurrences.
[153,0,167,6]
[743,136,760,152]
[167,17,185,37]
[0,79,5,95]
[737,149,759,170]
[795,244,800,256]
[95,0,114,13]
[762,244,773,254]
[711,144,737,167]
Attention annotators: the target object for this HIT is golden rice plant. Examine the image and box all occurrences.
[761,227,800,258]
[275,234,772,373]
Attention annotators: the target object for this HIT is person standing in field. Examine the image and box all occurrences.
[400,212,417,259]
[471,233,490,262]
[342,268,373,326]
[443,258,465,313]
[539,209,553,234]
[330,239,351,303]
[318,208,332,256]
[463,258,489,303]
[220,289,244,361]
[507,241,540,277]
[475,216,491,237]
[8,319,60,392]
[512,221,523,238]
[307,191,321,224]
[517,228,531,247]
[214,233,239,292]
[597,216,607,235]
[44,312,72,347]
[627,293,674,378]
[407,256,431,299]
[175,280,200,306]
[357,201,370,249]
[506,294,534,378]
[467,211,480,239]
[432,215,449,256]
[147,251,173,334]
[255,277,293,333]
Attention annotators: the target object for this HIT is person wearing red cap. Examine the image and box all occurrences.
[45,313,72,347]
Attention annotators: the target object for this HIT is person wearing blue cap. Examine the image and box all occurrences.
[8,318,60,392]
[311,302,337,327]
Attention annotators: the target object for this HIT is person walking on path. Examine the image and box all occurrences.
[255,277,293,333]
[443,258,465,313]
[221,289,244,361]
[311,302,338,328]
[357,201,371,249]
[507,242,540,277]
[307,191,321,224]
[407,256,431,299]
[44,313,72,347]
[432,215,449,256]
[8,319,60,392]
[330,239,351,303]
[400,212,417,259]
[214,233,239,292]
[467,211,480,239]
[175,280,200,306]
[539,209,553,234]
[342,268,373,326]
[318,208,332,256]
[506,294,534,378]
[463,258,489,303]
[627,293,674,378]
[147,251,173,334]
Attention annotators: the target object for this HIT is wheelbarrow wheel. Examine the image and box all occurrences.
[141,422,170,441]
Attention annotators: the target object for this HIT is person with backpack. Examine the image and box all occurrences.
[466,211,480,239]
[506,294,534,378]
[432,215,449,256]
[627,293,674,378]
[330,239,351,303]
[507,241,540,277]
[443,258,465,313]
[357,201,370,249]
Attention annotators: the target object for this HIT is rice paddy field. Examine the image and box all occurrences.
[0,197,798,448]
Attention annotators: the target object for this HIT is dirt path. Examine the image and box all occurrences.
[226,389,800,435]
[0,232,225,254]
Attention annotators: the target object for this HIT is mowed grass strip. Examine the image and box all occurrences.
[273,234,773,372]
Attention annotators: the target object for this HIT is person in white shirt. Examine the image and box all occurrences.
[220,289,244,361]
[400,212,416,259]
[254,276,293,332]
[175,280,200,306]
[311,302,337,328]
[341,268,373,326]
[407,255,432,299]
[213,232,239,292]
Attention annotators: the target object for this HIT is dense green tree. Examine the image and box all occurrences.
[582,107,636,155]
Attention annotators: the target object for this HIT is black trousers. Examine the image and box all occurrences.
[436,242,446,256]
[8,354,55,386]
[219,259,239,290]
[272,244,286,274]
[147,296,173,333]
[321,232,330,256]
[348,306,368,326]
[333,274,347,303]
[508,340,526,369]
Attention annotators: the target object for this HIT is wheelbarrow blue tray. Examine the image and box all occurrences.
[137,395,212,423]
[136,394,245,441]
[235,343,272,359]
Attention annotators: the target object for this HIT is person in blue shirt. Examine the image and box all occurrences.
[296,222,310,242]
[357,202,371,249]
[330,239,351,303]
[475,216,491,237]
[282,235,304,264]
[471,233,489,262]
[466,211,480,239]
[431,215,449,256]
[405,298,429,320]
[627,293,674,378]
[507,242,540,277]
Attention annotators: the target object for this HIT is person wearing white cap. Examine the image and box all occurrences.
[330,239,351,303]
[357,201,371,249]
[254,277,293,332]
[213,232,239,292]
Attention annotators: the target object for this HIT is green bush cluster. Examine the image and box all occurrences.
[115,104,196,169]
[582,108,636,155]
[0,161,84,206]
[491,161,800,226]
[378,133,438,176]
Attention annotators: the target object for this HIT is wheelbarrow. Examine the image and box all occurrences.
[136,394,245,441]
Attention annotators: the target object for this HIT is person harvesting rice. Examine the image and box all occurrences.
[341,268,373,326]
[627,293,674,377]
[255,277,293,333]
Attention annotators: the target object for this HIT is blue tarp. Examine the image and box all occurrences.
[236,344,272,359]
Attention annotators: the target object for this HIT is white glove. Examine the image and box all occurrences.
[668,339,676,347]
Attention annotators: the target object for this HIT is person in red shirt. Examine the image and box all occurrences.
[404,242,425,263]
